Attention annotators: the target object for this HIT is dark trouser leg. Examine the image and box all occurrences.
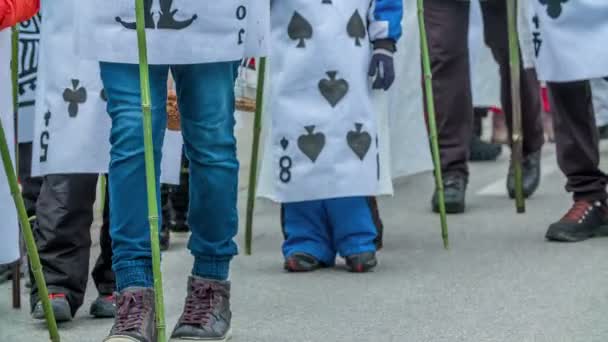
[171,150,189,223]
[91,177,115,296]
[18,142,42,217]
[481,1,544,156]
[549,81,608,201]
[423,0,472,177]
[30,174,98,315]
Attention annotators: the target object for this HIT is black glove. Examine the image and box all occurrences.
[368,40,396,91]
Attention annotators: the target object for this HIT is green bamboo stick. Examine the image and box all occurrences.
[134,0,166,340]
[244,57,267,256]
[417,0,449,249]
[2,26,60,342]
[507,0,525,213]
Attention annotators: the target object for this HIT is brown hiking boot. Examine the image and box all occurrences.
[171,276,232,341]
[104,288,156,342]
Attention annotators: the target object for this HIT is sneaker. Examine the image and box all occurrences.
[432,174,468,214]
[32,293,73,322]
[90,294,116,318]
[284,253,324,272]
[345,252,377,273]
[545,201,608,242]
[171,276,232,341]
[507,151,541,199]
[469,135,502,162]
[104,287,156,342]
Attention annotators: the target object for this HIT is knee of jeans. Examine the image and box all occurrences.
[184,131,238,168]
[110,113,164,161]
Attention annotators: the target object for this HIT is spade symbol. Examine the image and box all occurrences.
[63,79,87,118]
[539,0,569,19]
[318,71,349,107]
[100,89,108,102]
[116,0,155,29]
[347,10,366,47]
[298,126,325,163]
[157,0,198,30]
[280,137,289,151]
[347,123,372,161]
[288,12,313,48]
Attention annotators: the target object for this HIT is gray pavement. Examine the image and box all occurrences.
[2,134,608,341]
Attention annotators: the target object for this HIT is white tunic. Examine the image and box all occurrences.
[257,0,434,203]
[0,29,21,265]
[526,1,608,82]
[75,0,269,64]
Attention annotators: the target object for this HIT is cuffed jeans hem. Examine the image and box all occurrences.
[192,256,232,281]
[114,259,154,291]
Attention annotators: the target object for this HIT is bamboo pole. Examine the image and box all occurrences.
[245,57,267,255]
[134,0,166,340]
[507,0,525,213]
[417,0,449,249]
[0,26,60,342]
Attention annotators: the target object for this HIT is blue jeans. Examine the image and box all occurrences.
[100,62,240,290]
[282,197,377,265]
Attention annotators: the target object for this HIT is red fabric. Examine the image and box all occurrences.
[541,86,551,113]
[0,0,40,31]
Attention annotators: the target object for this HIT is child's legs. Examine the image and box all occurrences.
[171,62,240,280]
[282,200,335,265]
[100,62,169,291]
[325,197,377,257]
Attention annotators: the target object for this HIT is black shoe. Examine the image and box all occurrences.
[171,277,232,341]
[507,150,541,199]
[90,294,116,318]
[545,201,608,242]
[105,288,156,342]
[345,252,377,273]
[469,135,502,162]
[169,219,190,233]
[160,225,170,251]
[284,253,324,272]
[32,293,73,323]
[432,174,468,214]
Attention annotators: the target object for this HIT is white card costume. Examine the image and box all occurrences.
[16,15,41,143]
[75,0,269,65]
[526,1,608,82]
[30,0,182,185]
[257,0,433,203]
[0,30,21,265]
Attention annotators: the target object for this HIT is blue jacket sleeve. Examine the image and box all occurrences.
[368,0,403,43]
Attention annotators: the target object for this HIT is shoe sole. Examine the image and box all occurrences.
[171,328,232,341]
[545,225,608,242]
[433,202,465,214]
[104,336,142,342]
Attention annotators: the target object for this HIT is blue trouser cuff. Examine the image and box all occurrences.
[114,259,154,291]
[192,256,231,281]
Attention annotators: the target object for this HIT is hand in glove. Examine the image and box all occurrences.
[368,39,397,91]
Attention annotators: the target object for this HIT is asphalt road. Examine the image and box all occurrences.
[2,134,608,342]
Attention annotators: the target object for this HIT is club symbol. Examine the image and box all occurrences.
[539,0,569,19]
[62,79,87,118]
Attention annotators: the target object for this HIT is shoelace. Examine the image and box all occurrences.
[180,284,222,325]
[114,292,146,332]
[563,201,594,222]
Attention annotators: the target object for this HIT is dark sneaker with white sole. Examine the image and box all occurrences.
[104,287,156,342]
[545,200,608,242]
[171,276,232,341]
[32,293,73,322]
[345,252,377,273]
[90,294,116,318]
[284,253,324,272]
